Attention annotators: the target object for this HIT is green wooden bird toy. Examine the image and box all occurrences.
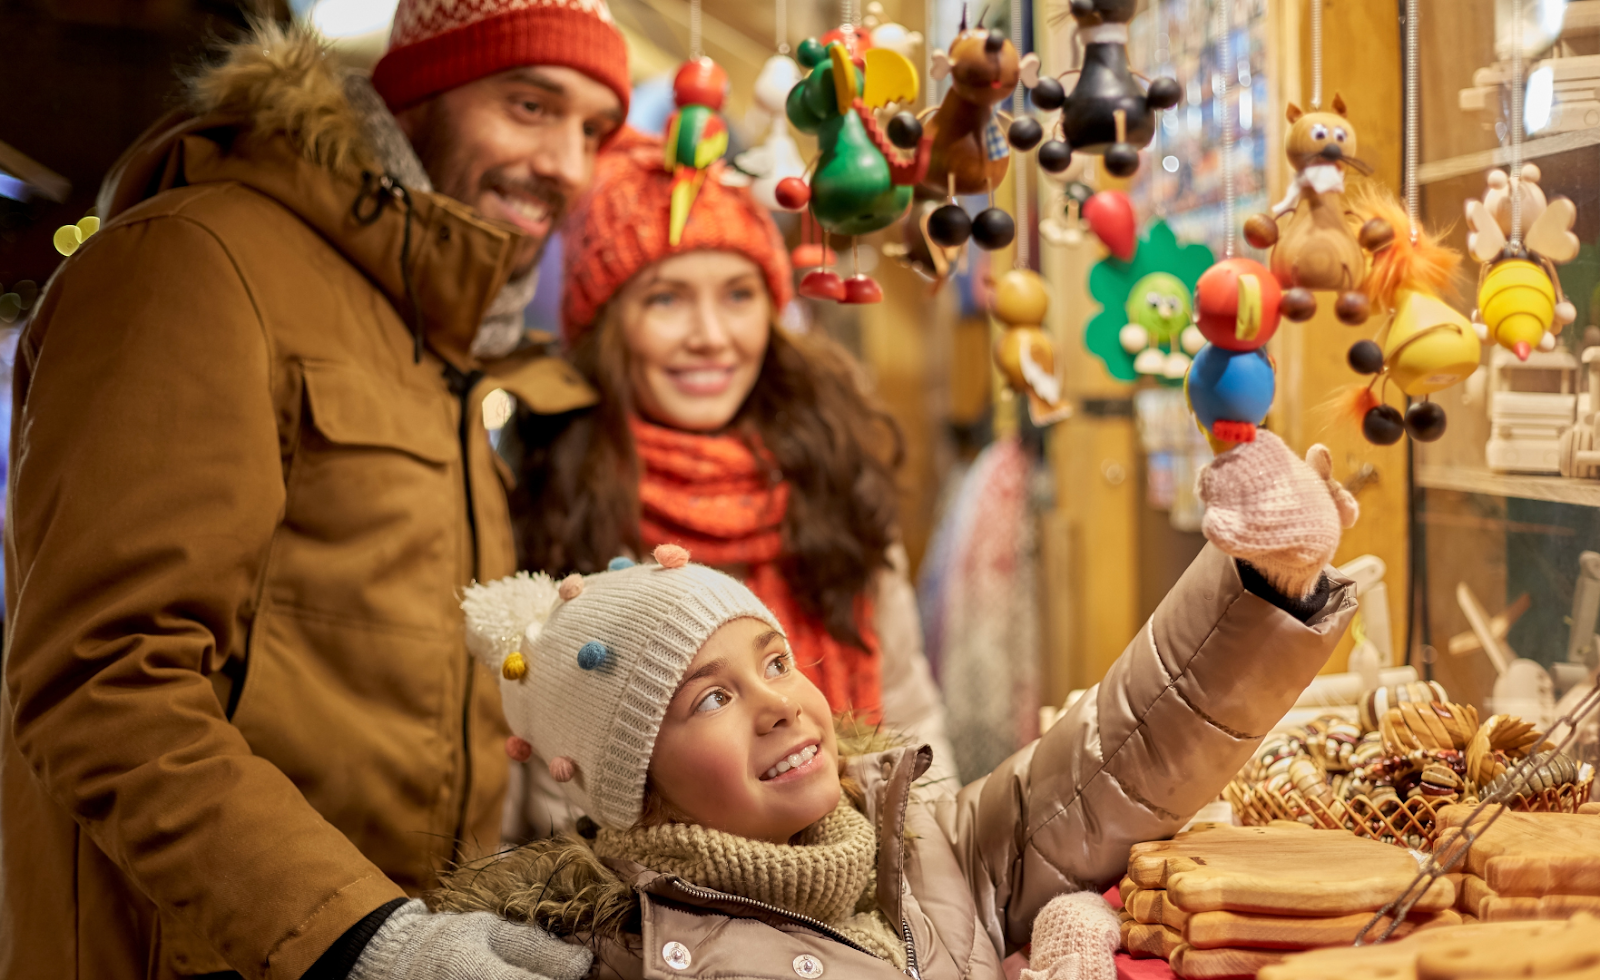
[784,35,924,302]
[665,57,731,246]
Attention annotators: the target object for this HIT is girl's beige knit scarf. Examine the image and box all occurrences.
[593,801,905,967]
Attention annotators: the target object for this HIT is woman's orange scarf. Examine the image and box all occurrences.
[631,416,881,723]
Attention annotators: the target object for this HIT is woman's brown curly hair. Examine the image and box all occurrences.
[505,305,903,648]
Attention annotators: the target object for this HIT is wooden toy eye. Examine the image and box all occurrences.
[1310,124,1329,140]
[1334,127,1348,142]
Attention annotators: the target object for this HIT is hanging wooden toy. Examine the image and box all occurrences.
[909,12,1033,252]
[1023,0,1180,179]
[734,54,808,211]
[781,32,927,302]
[991,269,1070,425]
[1084,219,1215,381]
[1465,164,1579,360]
[1241,95,1393,325]
[1183,0,1274,450]
[1339,190,1480,445]
[664,57,732,246]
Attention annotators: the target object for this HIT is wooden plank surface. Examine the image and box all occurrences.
[1257,918,1572,980]
[1436,805,1600,895]
[1183,908,1460,950]
[1126,887,1189,929]
[1129,826,1454,916]
[1169,945,1285,980]
[1122,920,1184,960]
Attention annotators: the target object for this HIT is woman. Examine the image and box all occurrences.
[502,128,954,836]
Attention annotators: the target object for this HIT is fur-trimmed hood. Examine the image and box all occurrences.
[101,22,379,222]
[95,22,541,366]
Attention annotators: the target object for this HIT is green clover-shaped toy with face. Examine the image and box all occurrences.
[1086,219,1213,383]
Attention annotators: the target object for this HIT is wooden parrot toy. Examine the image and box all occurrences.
[781,32,928,303]
[1465,164,1580,360]
[665,57,731,246]
[1024,0,1180,179]
[991,269,1070,426]
[1242,95,1394,326]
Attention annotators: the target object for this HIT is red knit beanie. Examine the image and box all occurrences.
[372,0,630,119]
[562,127,794,340]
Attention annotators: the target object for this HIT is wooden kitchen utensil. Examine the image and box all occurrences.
[1436,805,1600,895]
[1129,825,1455,915]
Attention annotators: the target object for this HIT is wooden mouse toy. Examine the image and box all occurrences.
[922,18,1021,199]
[1243,95,1392,325]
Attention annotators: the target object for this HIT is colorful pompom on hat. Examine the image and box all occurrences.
[463,545,783,829]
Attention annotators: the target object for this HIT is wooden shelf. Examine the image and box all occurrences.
[1417,129,1600,186]
[1415,464,1600,507]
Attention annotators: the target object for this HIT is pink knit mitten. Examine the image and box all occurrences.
[1020,891,1120,980]
[1198,431,1359,599]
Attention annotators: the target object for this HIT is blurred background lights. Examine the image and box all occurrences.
[307,0,401,38]
[1526,64,1554,133]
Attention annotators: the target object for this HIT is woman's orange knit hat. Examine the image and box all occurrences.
[561,127,794,341]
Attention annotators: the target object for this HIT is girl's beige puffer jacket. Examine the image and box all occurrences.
[456,543,1356,980]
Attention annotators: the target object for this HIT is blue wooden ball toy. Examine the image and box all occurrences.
[1185,344,1275,435]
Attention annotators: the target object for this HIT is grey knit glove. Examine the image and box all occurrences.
[350,899,594,980]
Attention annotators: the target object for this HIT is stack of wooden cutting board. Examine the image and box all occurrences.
[1436,805,1600,922]
[1119,823,1459,979]
[1258,914,1600,980]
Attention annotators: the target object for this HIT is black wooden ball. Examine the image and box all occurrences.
[1008,117,1044,152]
[1031,77,1066,112]
[971,208,1016,250]
[1104,143,1140,177]
[887,112,923,149]
[927,204,972,247]
[1347,340,1385,375]
[1362,404,1406,446]
[1147,76,1182,110]
[1406,401,1448,442]
[1038,140,1074,173]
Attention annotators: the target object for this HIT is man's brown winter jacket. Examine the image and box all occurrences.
[0,31,594,980]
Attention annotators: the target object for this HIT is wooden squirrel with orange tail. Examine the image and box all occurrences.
[1243,95,1392,325]
[1336,189,1480,445]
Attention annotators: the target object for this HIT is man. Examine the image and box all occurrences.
[1,1,628,976]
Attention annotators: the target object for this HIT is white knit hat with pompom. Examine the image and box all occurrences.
[462,545,783,830]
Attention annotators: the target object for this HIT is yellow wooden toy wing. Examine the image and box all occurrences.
[1526,196,1579,263]
[862,48,918,108]
[829,44,858,114]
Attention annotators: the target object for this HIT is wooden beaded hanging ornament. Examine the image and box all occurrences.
[1183,0,1280,450]
[1021,0,1181,180]
[776,0,930,303]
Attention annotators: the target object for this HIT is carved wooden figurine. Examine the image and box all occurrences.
[1243,94,1392,325]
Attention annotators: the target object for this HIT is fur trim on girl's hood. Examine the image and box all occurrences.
[430,724,906,944]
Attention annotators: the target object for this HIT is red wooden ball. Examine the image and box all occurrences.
[775,177,811,211]
[673,57,729,110]
[1195,257,1283,351]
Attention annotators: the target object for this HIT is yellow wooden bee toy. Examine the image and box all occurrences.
[1466,165,1579,360]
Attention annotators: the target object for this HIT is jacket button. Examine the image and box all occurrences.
[793,954,825,978]
[663,941,692,970]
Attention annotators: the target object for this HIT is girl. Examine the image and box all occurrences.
[422,433,1359,980]
[503,127,952,829]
